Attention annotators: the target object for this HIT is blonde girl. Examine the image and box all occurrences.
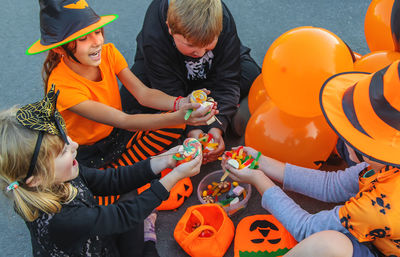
[1,88,202,256]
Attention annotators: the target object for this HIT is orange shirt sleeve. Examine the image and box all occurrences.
[107,43,128,75]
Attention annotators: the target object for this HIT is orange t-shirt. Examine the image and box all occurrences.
[48,43,128,145]
[339,166,400,256]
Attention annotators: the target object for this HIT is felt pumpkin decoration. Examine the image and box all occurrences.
[174,204,235,257]
[234,215,297,257]
[137,168,193,210]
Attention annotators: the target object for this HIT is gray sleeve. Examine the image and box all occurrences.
[261,186,348,242]
[283,162,368,202]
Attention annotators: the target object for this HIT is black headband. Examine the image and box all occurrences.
[16,84,68,182]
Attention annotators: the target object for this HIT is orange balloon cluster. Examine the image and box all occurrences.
[245,27,351,167]
[245,101,337,169]
[245,0,400,168]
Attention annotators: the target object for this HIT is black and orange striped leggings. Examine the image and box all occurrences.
[95,125,185,205]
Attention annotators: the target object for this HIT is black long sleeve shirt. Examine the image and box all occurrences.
[26,159,169,256]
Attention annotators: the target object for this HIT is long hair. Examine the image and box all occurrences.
[0,107,77,221]
[41,28,105,92]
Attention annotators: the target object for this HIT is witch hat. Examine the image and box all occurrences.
[320,60,400,166]
[26,0,117,55]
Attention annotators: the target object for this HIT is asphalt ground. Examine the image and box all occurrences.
[0,1,370,256]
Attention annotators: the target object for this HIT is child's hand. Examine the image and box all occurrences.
[187,129,225,164]
[230,146,260,159]
[173,154,202,179]
[223,163,262,185]
[150,145,181,174]
[163,145,181,168]
[178,102,218,126]
[159,154,202,192]
[228,146,286,183]
[222,158,277,195]
[202,128,225,164]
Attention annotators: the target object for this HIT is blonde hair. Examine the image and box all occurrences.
[167,0,223,47]
[0,107,77,221]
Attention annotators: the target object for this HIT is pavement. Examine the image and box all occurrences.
[0,0,370,256]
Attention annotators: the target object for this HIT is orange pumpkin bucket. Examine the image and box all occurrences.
[234,215,297,257]
[174,204,235,257]
[137,168,193,210]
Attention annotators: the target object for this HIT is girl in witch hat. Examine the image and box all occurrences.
[222,61,400,256]
[0,85,202,256]
[26,0,215,178]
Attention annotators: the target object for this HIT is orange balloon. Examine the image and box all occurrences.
[353,51,363,62]
[262,26,353,118]
[245,101,338,169]
[248,74,270,114]
[364,0,398,51]
[354,50,400,72]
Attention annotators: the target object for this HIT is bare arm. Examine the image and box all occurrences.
[117,67,176,111]
[69,100,184,131]
[231,146,286,183]
[257,154,286,183]
[69,97,215,131]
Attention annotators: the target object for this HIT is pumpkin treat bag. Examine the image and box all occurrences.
[174,204,235,257]
[138,138,202,210]
[234,215,297,257]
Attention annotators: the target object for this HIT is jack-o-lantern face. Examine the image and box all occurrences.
[249,220,281,244]
[234,215,297,257]
[137,168,193,210]
[157,176,192,210]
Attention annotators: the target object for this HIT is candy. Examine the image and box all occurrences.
[198,133,219,153]
[230,197,240,205]
[227,159,239,169]
[182,138,202,158]
[173,138,202,166]
[186,90,217,125]
[202,195,214,204]
[190,90,208,104]
[233,185,245,196]
[218,181,230,190]
[226,190,236,199]
[199,229,213,237]
[201,179,248,210]
[222,146,260,170]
